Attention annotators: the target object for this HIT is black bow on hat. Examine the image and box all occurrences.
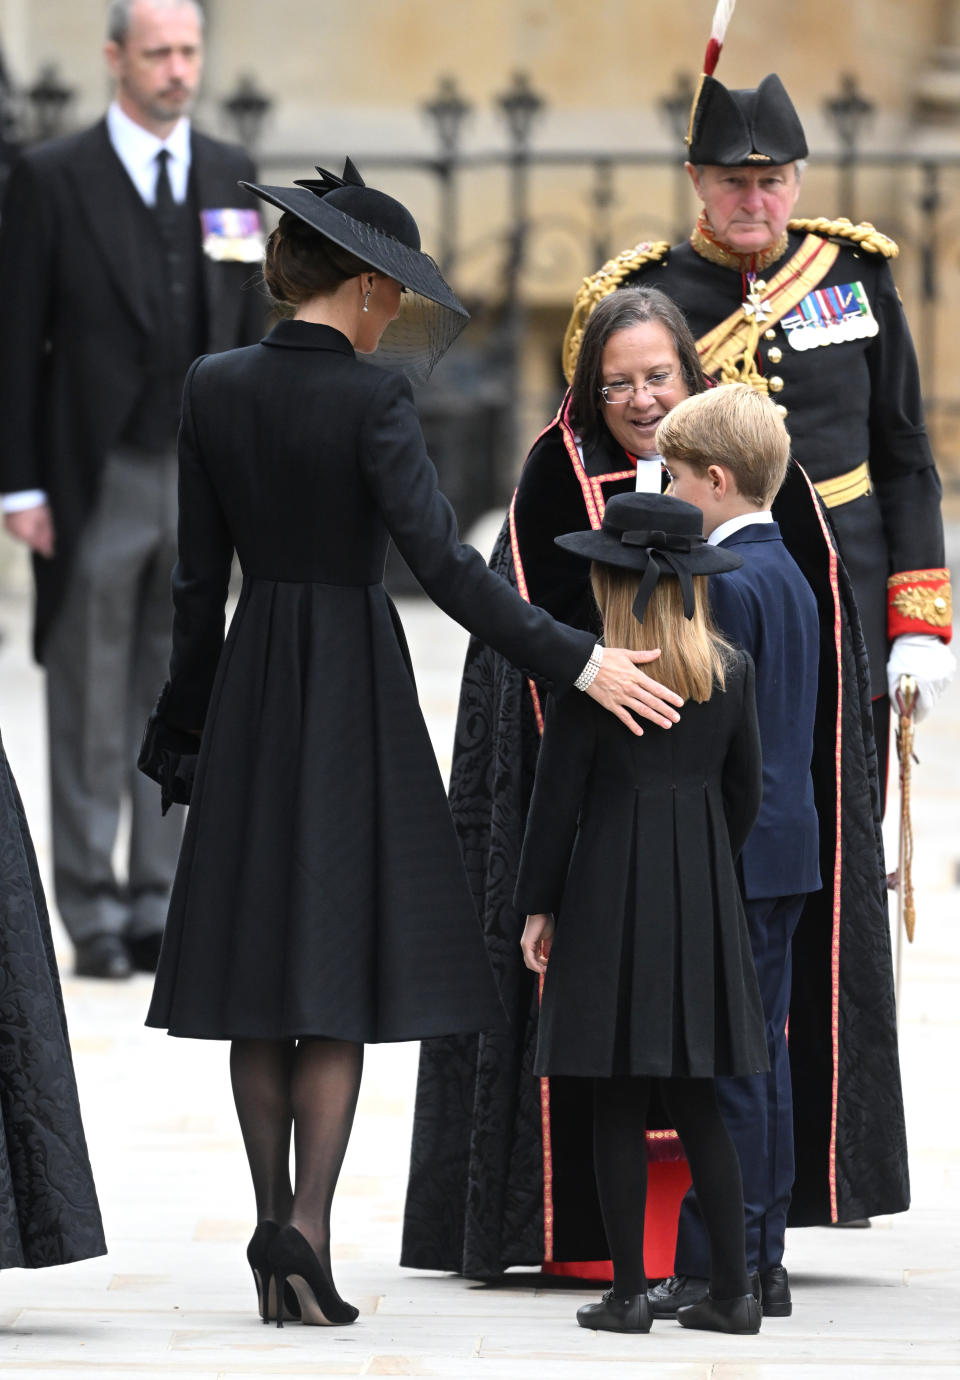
[293,156,366,196]
[622,527,700,622]
[554,493,743,623]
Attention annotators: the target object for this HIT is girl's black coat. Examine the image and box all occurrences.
[145,321,595,1042]
[515,654,768,1080]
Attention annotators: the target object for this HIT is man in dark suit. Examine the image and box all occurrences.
[649,384,821,1319]
[0,0,263,977]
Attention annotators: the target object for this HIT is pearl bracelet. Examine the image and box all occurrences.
[574,643,604,692]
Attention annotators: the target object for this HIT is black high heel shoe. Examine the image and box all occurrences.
[268,1224,359,1327]
[246,1221,301,1324]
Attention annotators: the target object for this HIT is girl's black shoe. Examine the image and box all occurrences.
[576,1289,652,1333]
[246,1221,301,1324]
[677,1292,762,1334]
[268,1224,359,1327]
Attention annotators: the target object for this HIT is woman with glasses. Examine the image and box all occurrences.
[402,288,707,1282]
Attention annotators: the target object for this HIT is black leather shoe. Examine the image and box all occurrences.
[677,1292,762,1334]
[647,1274,708,1316]
[126,930,164,973]
[74,933,133,980]
[577,1289,651,1333]
[759,1264,792,1316]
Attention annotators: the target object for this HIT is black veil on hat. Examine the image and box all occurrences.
[555,493,743,623]
[240,158,469,383]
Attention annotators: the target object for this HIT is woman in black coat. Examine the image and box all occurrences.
[139,160,683,1328]
[515,491,766,1336]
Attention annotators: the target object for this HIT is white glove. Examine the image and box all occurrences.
[886,633,956,722]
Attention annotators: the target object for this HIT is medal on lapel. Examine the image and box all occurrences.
[781,281,879,351]
[200,207,265,263]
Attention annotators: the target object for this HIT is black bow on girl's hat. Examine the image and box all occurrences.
[554,492,743,623]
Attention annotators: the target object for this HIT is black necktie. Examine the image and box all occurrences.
[153,148,175,230]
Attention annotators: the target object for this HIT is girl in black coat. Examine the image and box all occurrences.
[516,491,767,1336]
[138,161,685,1329]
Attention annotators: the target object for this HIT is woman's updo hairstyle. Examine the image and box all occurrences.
[263,211,375,307]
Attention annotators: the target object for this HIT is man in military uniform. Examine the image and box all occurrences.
[563,70,952,1317]
[564,73,954,789]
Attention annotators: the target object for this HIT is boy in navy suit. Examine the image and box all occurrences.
[649,384,821,1319]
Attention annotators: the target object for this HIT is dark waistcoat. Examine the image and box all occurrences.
[119,171,205,452]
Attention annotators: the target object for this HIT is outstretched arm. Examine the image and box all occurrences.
[359,372,682,733]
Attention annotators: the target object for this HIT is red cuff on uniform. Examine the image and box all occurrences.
[887,568,952,643]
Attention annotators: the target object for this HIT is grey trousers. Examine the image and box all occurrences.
[44,447,184,945]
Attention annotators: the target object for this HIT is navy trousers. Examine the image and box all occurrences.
[674,892,806,1276]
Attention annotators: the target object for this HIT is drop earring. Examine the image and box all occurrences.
[362,286,372,313]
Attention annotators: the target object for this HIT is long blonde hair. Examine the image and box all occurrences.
[590,563,732,703]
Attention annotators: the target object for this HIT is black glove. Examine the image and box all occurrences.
[138,683,200,815]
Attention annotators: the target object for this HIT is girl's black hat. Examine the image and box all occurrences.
[240,158,469,382]
[555,492,743,621]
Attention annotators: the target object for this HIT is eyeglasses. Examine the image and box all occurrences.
[599,372,679,405]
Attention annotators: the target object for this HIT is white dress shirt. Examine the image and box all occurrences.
[708,510,775,545]
[2,106,192,513]
[634,455,665,493]
[105,101,191,205]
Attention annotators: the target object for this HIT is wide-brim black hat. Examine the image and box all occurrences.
[687,73,808,167]
[556,493,742,621]
[240,159,469,382]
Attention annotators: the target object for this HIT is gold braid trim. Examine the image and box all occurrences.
[787,216,899,259]
[895,679,918,943]
[561,241,670,383]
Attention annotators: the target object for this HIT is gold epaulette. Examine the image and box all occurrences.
[561,240,670,383]
[788,216,899,259]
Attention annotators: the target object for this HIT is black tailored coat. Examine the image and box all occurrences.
[0,119,262,660]
[632,233,945,696]
[514,653,768,1081]
[145,321,596,1043]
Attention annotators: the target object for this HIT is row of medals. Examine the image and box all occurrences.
[744,276,880,352]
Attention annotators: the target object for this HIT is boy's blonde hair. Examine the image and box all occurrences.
[655,383,790,507]
[590,564,732,704]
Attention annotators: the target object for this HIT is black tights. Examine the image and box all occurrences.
[593,1075,749,1300]
[230,1037,364,1284]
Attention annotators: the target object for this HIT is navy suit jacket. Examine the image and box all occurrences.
[710,521,821,901]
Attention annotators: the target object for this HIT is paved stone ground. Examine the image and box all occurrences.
[0,523,958,1378]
